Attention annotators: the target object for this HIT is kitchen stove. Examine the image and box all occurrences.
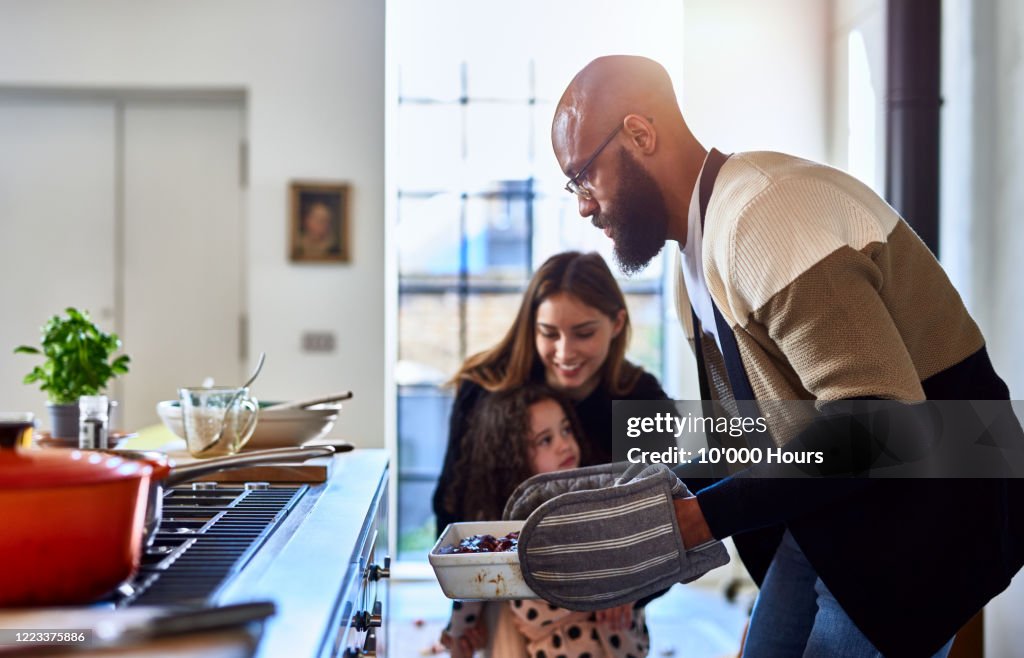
[116,482,307,607]
[88,450,388,657]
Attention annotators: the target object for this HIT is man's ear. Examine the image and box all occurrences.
[623,114,656,155]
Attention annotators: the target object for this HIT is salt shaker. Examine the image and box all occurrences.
[79,395,109,450]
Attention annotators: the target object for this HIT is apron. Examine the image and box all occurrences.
[688,148,784,586]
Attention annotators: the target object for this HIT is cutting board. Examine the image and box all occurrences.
[164,452,334,484]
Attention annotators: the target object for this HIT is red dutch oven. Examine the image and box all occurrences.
[0,448,153,607]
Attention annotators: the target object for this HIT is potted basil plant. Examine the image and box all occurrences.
[14,307,131,439]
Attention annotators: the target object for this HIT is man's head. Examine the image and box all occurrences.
[552,55,702,274]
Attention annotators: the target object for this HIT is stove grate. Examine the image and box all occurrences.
[119,484,306,607]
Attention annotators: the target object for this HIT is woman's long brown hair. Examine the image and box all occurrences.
[452,251,641,396]
[444,385,588,522]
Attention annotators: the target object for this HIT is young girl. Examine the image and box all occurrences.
[440,385,650,658]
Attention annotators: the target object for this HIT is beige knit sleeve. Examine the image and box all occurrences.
[701,173,923,401]
[747,245,925,402]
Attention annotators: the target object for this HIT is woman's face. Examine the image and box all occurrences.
[535,292,625,398]
[526,398,580,475]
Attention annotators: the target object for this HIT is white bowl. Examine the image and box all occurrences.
[429,521,537,601]
[156,400,339,450]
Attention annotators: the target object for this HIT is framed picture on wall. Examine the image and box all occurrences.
[289,181,350,263]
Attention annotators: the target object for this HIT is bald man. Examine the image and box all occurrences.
[509,56,1024,657]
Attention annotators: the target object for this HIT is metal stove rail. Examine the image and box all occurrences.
[117,483,307,607]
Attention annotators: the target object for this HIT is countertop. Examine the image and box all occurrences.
[0,449,389,658]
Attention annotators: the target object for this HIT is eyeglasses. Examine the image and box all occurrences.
[563,122,624,200]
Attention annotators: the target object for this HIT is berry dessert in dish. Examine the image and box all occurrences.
[439,531,519,554]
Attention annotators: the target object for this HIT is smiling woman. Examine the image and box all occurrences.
[535,291,624,397]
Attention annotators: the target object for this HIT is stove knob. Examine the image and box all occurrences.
[191,482,218,491]
[369,556,391,581]
[366,600,383,628]
[244,481,270,491]
[351,602,382,632]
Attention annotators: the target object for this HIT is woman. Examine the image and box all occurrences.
[432,250,668,536]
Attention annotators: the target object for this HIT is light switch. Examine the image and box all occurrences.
[301,331,336,353]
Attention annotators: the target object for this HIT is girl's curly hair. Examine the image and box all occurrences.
[444,384,587,522]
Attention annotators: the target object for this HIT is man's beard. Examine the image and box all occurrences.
[595,148,670,276]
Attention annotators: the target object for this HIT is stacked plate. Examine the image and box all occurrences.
[156,400,340,450]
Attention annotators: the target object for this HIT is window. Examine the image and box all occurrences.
[828,1,885,194]
[389,0,685,561]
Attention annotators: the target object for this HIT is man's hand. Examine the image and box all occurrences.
[673,496,714,549]
[514,463,730,611]
[594,603,634,632]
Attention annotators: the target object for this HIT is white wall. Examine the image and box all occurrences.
[827,1,1024,652]
[942,1,1024,655]
[667,0,829,400]
[0,0,386,447]
[682,0,828,161]
[827,0,886,192]
[948,0,1024,397]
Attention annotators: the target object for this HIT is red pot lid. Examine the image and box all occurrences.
[0,448,152,488]
[126,451,173,480]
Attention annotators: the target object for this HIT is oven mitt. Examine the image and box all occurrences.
[515,463,729,611]
[502,461,629,521]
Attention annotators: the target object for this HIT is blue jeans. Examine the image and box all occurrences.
[742,531,955,658]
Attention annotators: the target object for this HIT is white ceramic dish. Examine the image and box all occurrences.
[156,400,339,450]
[428,521,537,601]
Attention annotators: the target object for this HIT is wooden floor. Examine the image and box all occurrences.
[388,579,751,657]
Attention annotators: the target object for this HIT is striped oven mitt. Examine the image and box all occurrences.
[502,461,629,521]
[509,463,729,611]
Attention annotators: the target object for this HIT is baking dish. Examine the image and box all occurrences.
[428,521,538,601]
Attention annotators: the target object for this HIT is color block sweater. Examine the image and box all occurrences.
[676,150,984,413]
[674,151,1024,657]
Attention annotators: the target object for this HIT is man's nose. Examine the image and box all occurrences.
[578,195,598,218]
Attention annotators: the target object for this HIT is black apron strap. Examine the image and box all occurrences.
[696,149,774,449]
[698,149,729,226]
[690,307,712,402]
[695,150,785,578]
[698,149,759,400]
